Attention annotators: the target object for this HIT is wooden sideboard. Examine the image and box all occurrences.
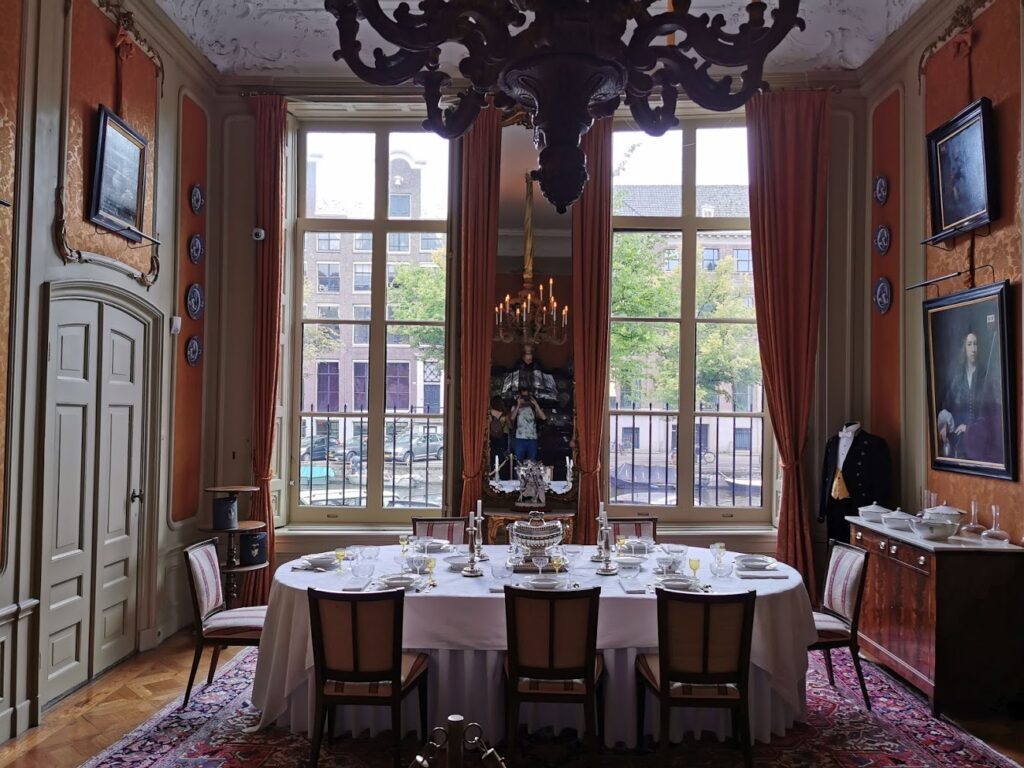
[847,517,1024,715]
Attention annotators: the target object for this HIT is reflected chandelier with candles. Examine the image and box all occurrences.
[494,173,568,346]
[325,0,805,212]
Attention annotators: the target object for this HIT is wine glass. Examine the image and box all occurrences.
[334,547,346,567]
[398,534,409,556]
[532,555,550,578]
[663,543,688,560]
[546,546,565,575]
[710,542,726,561]
[563,545,583,569]
[688,556,701,579]
[425,557,437,586]
[353,561,375,582]
[491,561,512,584]
[347,545,363,562]
[618,562,641,582]
[616,535,627,554]
[361,545,380,561]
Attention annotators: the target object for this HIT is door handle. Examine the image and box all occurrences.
[131,489,144,503]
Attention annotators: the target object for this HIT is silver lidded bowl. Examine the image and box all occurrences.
[510,511,564,561]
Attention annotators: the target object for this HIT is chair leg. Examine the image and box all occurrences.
[309,697,326,768]
[327,704,336,744]
[822,648,835,686]
[507,694,520,758]
[392,699,403,768]
[739,701,753,768]
[583,694,598,751]
[206,645,223,686]
[418,670,429,742]
[182,643,203,707]
[850,647,872,710]
[635,670,646,751]
[658,699,671,757]
[597,676,606,745]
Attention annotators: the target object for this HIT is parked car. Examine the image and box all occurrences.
[609,462,677,493]
[299,435,342,461]
[384,433,445,463]
[343,434,369,462]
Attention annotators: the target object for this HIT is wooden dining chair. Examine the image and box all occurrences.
[307,587,429,768]
[636,589,756,767]
[182,538,266,706]
[503,585,605,756]
[606,516,657,542]
[809,539,871,709]
[412,516,467,545]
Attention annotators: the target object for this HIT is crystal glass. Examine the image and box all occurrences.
[334,547,346,566]
[663,543,688,560]
[425,557,437,585]
[625,539,648,557]
[398,534,409,555]
[507,524,516,554]
[491,561,512,583]
[408,554,428,575]
[710,558,734,578]
[710,542,726,561]
[353,561,374,580]
[618,562,641,581]
[616,535,627,553]
[532,555,550,577]
[361,545,380,560]
[394,555,409,572]
[961,499,985,536]
[981,505,1011,543]
[688,556,701,578]
[546,546,565,574]
[347,545,362,561]
[563,545,583,567]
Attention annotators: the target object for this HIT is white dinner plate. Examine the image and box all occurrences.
[418,539,452,553]
[445,555,472,571]
[379,573,418,589]
[734,555,777,571]
[658,577,701,592]
[612,555,645,566]
[523,576,563,590]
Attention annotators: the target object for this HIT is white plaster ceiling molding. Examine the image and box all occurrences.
[153,0,929,76]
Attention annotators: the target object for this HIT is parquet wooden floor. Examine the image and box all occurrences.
[0,632,1020,768]
[0,631,240,768]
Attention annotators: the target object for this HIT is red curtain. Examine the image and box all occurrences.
[571,118,613,544]
[242,94,286,606]
[459,107,502,517]
[746,91,831,603]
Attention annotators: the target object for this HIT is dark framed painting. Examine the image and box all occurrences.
[925,97,998,245]
[924,281,1015,480]
[89,105,148,242]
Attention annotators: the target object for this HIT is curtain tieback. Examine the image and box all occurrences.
[579,467,601,477]
[254,474,273,484]
[462,470,481,481]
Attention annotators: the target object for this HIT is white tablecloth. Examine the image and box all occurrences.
[251,545,818,747]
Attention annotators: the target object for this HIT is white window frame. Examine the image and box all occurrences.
[317,304,341,319]
[608,117,773,526]
[316,232,342,252]
[389,192,412,219]
[353,232,373,252]
[292,123,452,524]
[352,304,371,346]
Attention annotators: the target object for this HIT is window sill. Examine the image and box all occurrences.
[272,523,777,557]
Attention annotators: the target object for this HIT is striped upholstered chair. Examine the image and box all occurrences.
[412,516,467,545]
[182,539,266,706]
[809,539,871,708]
[503,585,605,756]
[307,587,429,768]
[606,516,657,543]
[636,589,756,766]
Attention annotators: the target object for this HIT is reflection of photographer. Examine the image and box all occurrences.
[510,385,547,462]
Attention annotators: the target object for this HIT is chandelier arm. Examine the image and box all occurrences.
[345,0,523,54]
[656,47,768,112]
[327,0,436,84]
[416,73,489,139]
[629,3,804,70]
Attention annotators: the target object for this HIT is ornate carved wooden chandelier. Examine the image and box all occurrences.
[325,0,804,212]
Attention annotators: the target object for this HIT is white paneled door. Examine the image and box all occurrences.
[40,298,146,706]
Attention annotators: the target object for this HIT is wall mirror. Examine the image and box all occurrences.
[485,126,577,505]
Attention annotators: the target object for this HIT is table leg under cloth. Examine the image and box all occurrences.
[252,646,805,748]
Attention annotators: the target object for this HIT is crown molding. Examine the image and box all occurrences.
[120,0,220,93]
[857,0,979,98]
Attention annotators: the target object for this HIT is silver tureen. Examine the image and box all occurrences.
[510,511,564,561]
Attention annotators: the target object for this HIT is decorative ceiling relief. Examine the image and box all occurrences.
[155,0,929,76]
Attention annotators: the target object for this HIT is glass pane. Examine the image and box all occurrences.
[303,232,372,315]
[306,132,375,218]
[694,323,762,412]
[612,129,682,217]
[608,412,679,506]
[382,417,445,508]
[693,416,763,507]
[696,127,749,218]
[611,232,681,318]
[301,323,368,414]
[609,322,679,410]
[388,238,447,322]
[390,132,450,220]
[695,231,755,319]
[297,415,369,507]
[386,326,445,414]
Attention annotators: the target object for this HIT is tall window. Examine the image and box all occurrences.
[609,123,769,522]
[297,128,450,518]
[734,248,752,272]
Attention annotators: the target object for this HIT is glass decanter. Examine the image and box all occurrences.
[981,504,1011,543]
[960,499,986,536]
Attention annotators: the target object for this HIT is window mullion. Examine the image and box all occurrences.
[365,127,390,510]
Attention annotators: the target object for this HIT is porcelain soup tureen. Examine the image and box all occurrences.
[510,511,564,562]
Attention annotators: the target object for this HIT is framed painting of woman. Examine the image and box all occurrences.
[923,281,1015,480]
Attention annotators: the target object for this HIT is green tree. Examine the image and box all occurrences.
[387,251,447,361]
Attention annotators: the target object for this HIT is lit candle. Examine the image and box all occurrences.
[562,306,568,326]
[549,277,553,301]
[499,304,503,323]
[505,294,511,313]
[539,283,544,304]
[542,306,547,324]
[515,307,520,322]
[495,306,499,325]
[526,294,531,314]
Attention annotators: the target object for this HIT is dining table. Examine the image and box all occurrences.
[249,544,818,747]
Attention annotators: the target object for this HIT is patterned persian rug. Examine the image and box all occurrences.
[83,648,1020,768]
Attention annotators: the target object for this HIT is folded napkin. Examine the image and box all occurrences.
[340,579,372,592]
[736,570,789,579]
[619,579,647,594]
